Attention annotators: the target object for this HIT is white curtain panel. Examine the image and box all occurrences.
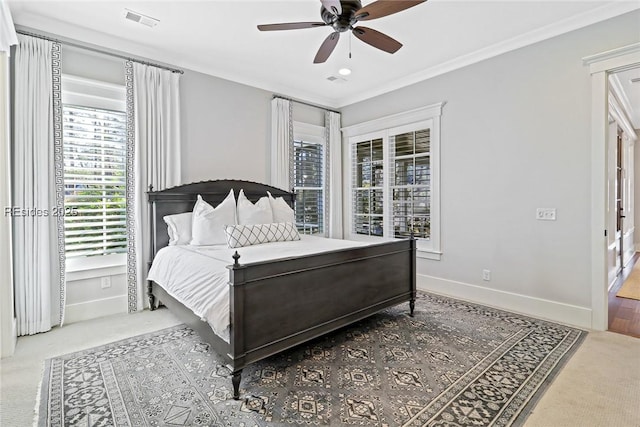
[326,111,343,238]
[13,35,64,335]
[127,62,181,312]
[0,1,18,54]
[270,98,292,191]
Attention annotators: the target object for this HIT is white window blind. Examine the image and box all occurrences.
[63,105,127,257]
[293,139,324,235]
[353,138,384,236]
[390,129,431,239]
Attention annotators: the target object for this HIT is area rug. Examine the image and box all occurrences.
[616,259,640,300]
[38,293,585,426]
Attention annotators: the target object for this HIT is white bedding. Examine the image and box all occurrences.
[147,235,373,342]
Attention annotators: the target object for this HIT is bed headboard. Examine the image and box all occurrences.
[147,180,295,261]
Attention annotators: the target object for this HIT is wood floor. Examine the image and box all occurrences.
[608,253,640,338]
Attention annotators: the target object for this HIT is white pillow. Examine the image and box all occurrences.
[163,212,192,246]
[267,191,295,223]
[237,189,273,225]
[190,190,237,245]
[225,222,300,248]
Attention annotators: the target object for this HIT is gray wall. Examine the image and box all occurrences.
[179,72,326,185]
[180,70,272,183]
[340,10,640,320]
[180,75,326,185]
[62,46,124,85]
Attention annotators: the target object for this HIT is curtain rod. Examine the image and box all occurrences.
[16,29,184,74]
[273,95,339,114]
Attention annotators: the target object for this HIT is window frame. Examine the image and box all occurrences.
[292,121,327,236]
[62,74,127,273]
[343,103,443,260]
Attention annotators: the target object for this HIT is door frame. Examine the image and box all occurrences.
[586,42,640,331]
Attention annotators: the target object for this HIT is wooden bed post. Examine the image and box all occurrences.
[147,281,155,311]
[229,251,245,400]
[147,184,155,311]
[410,232,417,317]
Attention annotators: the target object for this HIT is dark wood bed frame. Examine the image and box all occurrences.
[147,179,416,400]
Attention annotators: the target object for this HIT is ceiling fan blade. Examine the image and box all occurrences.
[355,0,426,21]
[320,0,342,16]
[352,26,402,54]
[314,32,340,63]
[257,22,327,31]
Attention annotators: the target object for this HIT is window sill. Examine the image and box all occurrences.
[348,234,442,260]
[417,250,442,261]
[66,254,126,281]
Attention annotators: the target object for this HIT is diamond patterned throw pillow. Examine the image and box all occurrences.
[225,222,301,248]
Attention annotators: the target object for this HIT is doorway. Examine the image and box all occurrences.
[606,65,640,337]
[586,43,640,331]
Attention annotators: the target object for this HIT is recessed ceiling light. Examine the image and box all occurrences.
[338,68,352,76]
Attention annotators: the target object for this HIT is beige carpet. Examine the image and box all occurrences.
[617,259,640,300]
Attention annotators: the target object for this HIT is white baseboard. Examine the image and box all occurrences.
[417,274,592,329]
[65,295,128,325]
[0,317,16,358]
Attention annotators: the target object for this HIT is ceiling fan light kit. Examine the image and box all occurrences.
[257,0,427,64]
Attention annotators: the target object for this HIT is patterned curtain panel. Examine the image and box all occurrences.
[125,61,181,312]
[325,111,342,238]
[270,98,293,191]
[13,35,66,335]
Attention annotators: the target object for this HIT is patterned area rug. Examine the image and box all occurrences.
[38,293,585,426]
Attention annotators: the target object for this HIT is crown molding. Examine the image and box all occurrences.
[336,2,640,108]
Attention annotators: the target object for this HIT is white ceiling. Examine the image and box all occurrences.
[8,0,640,108]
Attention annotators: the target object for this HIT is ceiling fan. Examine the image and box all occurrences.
[257,0,427,64]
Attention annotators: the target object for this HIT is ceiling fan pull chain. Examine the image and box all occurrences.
[349,31,352,59]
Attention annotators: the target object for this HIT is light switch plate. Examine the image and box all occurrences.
[536,208,556,221]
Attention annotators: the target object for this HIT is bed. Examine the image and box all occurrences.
[146,179,416,400]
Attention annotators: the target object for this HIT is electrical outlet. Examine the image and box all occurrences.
[101,277,111,289]
[536,208,556,221]
[482,269,491,281]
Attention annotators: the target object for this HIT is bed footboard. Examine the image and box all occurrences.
[226,238,416,392]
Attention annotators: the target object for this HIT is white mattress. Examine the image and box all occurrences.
[147,235,372,342]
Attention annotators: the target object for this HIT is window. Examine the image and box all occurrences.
[390,129,431,239]
[344,103,443,259]
[61,75,127,260]
[292,122,327,235]
[63,105,127,257]
[353,138,384,236]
